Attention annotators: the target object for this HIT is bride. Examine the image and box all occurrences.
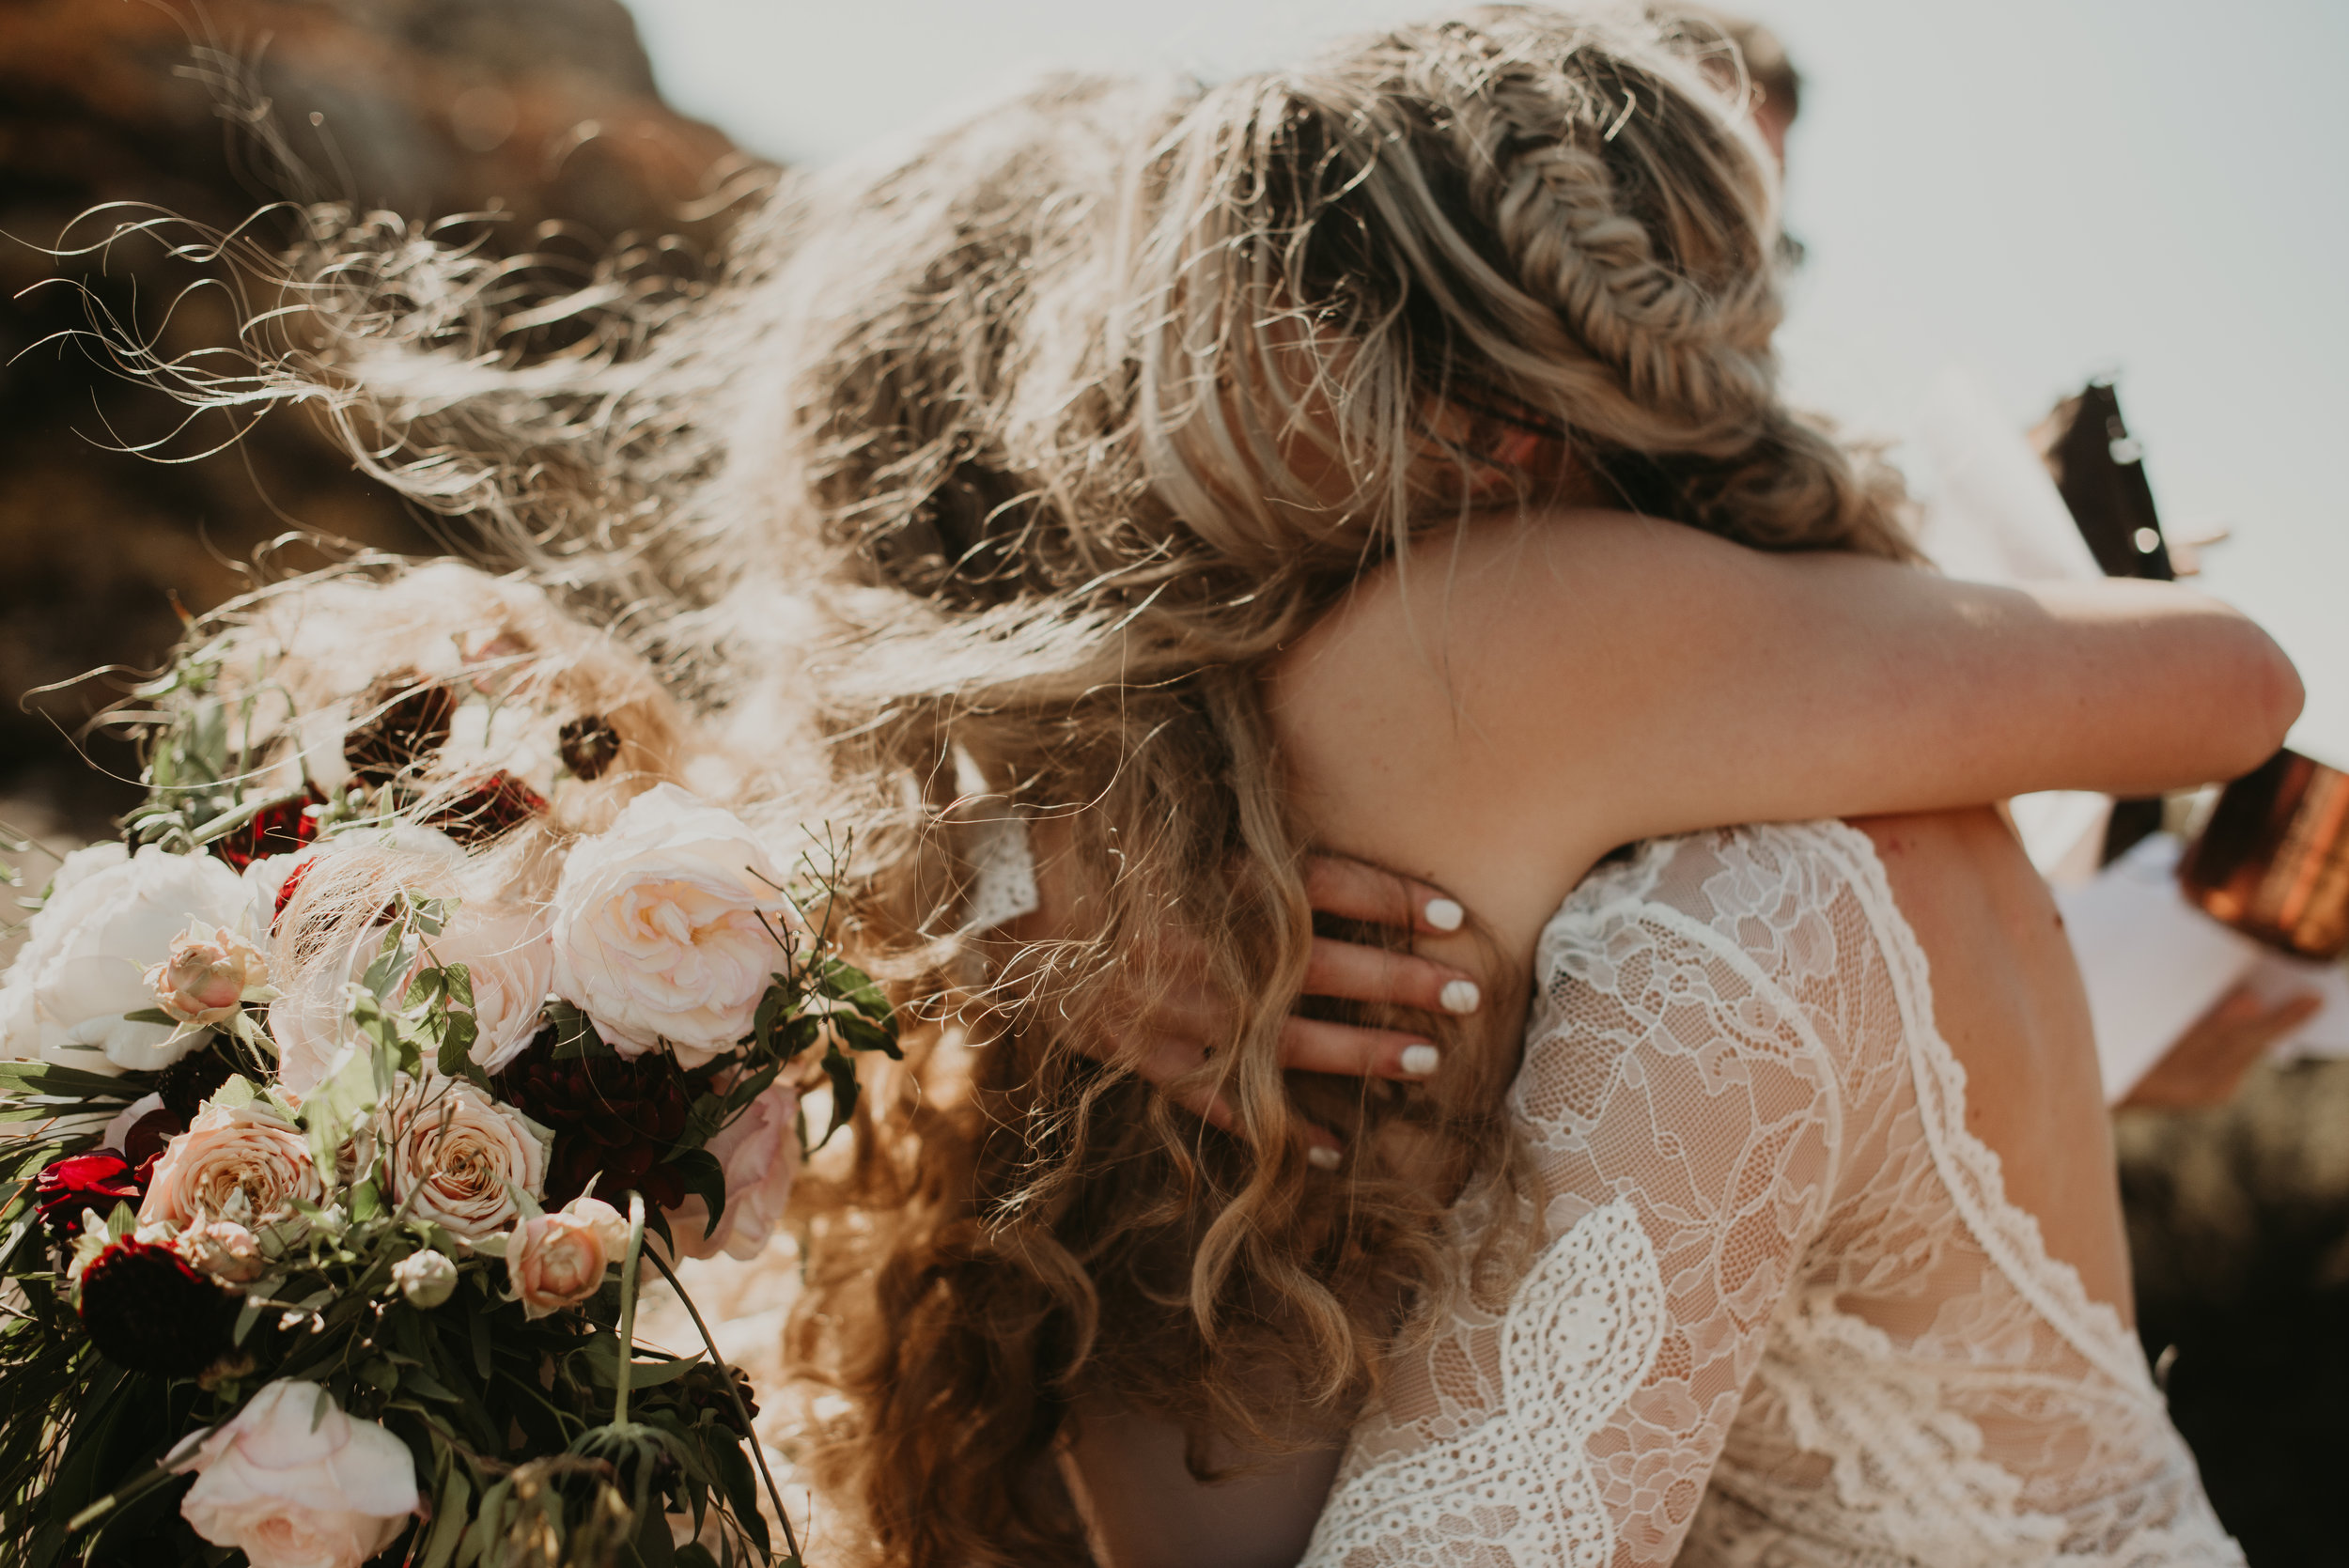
[729,11,2284,1565]
[209,6,2291,1563]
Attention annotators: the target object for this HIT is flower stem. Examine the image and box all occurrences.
[646,1246,803,1564]
[613,1191,646,1429]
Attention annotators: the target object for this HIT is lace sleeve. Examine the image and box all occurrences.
[1305,828,1892,1568]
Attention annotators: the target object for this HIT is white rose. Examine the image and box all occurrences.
[378,1079,546,1240]
[549,784,794,1067]
[1,843,250,1073]
[179,1380,420,1568]
[428,904,552,1073]
[668,1080,801,1262]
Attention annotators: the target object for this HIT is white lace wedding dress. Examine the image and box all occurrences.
[1300,821,2239,1567]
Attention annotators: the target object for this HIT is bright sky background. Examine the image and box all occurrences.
[629,0,2349,758]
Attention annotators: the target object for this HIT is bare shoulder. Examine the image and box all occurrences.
[1263,507,1720,947]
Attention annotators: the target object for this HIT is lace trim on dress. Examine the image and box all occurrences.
[1305,1199,1664,1567]
[1803,821,2150,1395]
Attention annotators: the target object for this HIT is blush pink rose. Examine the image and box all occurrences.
[667,1081,801,1262]
[148,922,270,1027]
[139,1102,323,1231]
[506,1196,628,1319]
[548,785,793,1067]
[378,1079,546,1241]
[179,1380,419,1568]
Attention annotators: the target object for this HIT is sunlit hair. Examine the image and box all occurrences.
[124,7,1912,1562]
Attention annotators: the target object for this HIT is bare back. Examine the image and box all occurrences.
[1857,808,2131,1320]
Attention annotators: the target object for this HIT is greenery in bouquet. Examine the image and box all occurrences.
[0,567,897,1568]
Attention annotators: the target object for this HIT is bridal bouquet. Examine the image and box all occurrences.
[0,566,891,1568]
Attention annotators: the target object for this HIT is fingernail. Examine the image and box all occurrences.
[1424,898,1464,932]
[1307,1145,1343,1171]
[1439,979,1481,1015]
[1399,1043,1441,1078]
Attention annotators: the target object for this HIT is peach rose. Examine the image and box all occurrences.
[148,922,271,1027]
[139,1102,323,1231]
[549,785,793,1067]
[179,1380,419,1568]
[505,1196,628,1319]
[668,1081,801,1262]
[379,1079,546,1240]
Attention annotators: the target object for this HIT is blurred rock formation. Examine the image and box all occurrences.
[0,0,751,835]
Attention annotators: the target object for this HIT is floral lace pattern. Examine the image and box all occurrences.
[1302,823,2239,1568]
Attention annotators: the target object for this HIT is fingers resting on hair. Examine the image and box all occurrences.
[1303,854,1467,937]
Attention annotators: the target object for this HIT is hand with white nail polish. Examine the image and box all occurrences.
[1002,849,1482,1160]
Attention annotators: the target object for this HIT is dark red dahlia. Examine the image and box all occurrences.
[34,1152,143,1239]
[558,715,623,782]
[77,1237,239,1376]
[154,1048,236,1123]
[210,790,322,871]
[428,772,549,846]
[345,675,456,785]
[495,1032,693,1209]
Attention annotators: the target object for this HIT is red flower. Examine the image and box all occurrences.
[76,1237,239,1376]
[271,855,317,929]
[34,1151,145,1240]
[428,772,549,846]
[210,791,322,872]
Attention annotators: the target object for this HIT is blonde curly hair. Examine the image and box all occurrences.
[132,8,1910,1561]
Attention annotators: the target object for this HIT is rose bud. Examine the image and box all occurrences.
[146,923,270,1028]
[179,1219,267,1285]
[33,1151,144,1240]
[391,1249,459,1310]
[76,1236,240,1376]
[505,1197,625,1320]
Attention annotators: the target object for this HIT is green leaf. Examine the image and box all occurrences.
[832,1012,901,1060]
[817,1044,861,1145]
[418,1460,472,1568]
[543,1001,612,1060]
[467,1301,493,1383]
[0,1062,149,1102]
[665,1148,727,1234]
